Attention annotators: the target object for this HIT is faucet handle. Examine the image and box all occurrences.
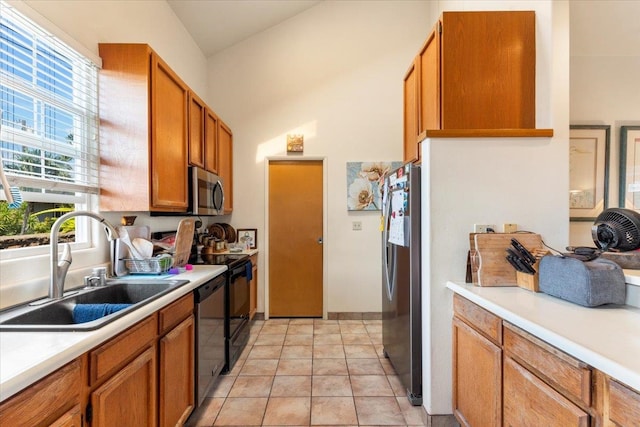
[58,243,72,266]
[92,267,107,286]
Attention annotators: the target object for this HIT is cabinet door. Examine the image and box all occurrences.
[403,60,418,163]
[608,379,640,427]
[0,358,82,427]
[151,53,189,211]
[159,315,195,427]
[205,108,218,173]
[418,21,440,135]
[188,92,206,168]
[217,120,233,214]
[440,11,535,129]
[91,346,157,427]
[503,356,589,427]
[249,254,258,319]
[452,317,501,427]
[48,404,82,427]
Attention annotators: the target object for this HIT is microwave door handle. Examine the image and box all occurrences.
[213,181,224,213]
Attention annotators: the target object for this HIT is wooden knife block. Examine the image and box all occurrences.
[468,232,543,287]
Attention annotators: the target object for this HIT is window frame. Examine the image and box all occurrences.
[0,0,101,259]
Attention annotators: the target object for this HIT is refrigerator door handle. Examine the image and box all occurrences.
[382,189,396,301]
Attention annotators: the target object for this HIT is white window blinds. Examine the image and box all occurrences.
[0,1,99,204]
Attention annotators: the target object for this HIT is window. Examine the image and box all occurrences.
[0,1,99,250]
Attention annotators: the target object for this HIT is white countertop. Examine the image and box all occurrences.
[0,265,226,402]
[446,281,640,392]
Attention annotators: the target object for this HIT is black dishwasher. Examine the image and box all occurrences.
[193,274,225,407]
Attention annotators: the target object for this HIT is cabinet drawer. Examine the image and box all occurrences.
[159,293,194,334]
[504,356,590,427]
[609,379,640,427]
[453,294,502,344]
[0,358,82,426]
[90,314,157,385]
[504,322,591,408]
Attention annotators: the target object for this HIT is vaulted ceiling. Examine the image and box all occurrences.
[167,0,321,57]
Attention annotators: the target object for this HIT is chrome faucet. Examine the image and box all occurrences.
[50,211,119,300]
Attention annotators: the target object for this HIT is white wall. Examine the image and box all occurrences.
[569,1,640,246]
[0,0,208,307]
[206,0,433,314]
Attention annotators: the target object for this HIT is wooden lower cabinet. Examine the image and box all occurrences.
[90,345,157,427]
[452,294,639,427]
[0,291,197,426]
[503,356,589,427]
[159,315,195,427]
[452,316,502,427]
[249,254,258,319]
[0,357,84,426]
[49,404,82,427]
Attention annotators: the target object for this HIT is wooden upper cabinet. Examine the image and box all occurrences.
[188,92,206,168]
[217,120,233,214]
[98,43,188,212]
[205,108,219,174]
[439,11,536,130]
[417,21,440,139]
[403,60,418,163]
[403,11,552,151]
[150,53,189,211]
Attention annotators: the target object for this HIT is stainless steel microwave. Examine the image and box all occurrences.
[190,167,224,216]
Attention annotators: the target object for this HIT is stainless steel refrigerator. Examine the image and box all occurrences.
[381,162,422,405]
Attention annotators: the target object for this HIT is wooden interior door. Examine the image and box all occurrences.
[269,160,323,317]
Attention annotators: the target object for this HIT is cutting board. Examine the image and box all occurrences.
[470,233,543,286]
[173,218,195,267]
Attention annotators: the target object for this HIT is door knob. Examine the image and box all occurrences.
[317,237,323,244]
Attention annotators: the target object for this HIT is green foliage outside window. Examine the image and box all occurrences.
[0,202,74,236]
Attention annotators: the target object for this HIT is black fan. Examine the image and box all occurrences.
[592,208,640,251]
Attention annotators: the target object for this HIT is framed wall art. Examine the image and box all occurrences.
[237,228,257,249]
[618,125,640,209]
[346,161,403,211]
[569,125,610,221]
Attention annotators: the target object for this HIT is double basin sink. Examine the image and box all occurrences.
[0,279,190,332]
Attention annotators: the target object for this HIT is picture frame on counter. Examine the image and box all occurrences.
[619,126,640,210]
[569,125,610,221]
[237,228,257,249]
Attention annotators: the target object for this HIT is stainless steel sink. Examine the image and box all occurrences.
[0,279,190,332]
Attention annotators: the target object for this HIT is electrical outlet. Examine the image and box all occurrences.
[352,221,362,231]
[474,224,496,233]
[503,223,518,233]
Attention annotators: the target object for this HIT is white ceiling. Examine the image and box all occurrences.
[167,0,321,57]
[168,0,640,59]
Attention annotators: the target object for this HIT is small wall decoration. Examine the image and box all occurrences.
[569,125,610,221]
[346,161,403,211]
[287,134,304,153]
[619,126,640,209]
[237,228,257,249]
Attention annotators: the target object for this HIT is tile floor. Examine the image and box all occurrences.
[186,318,428,426]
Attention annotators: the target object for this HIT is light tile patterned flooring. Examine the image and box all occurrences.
[186,318,428,426]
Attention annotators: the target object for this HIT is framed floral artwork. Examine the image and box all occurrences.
[619,126,640,209]
[346,161,403,211]
[569,125,610,221]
